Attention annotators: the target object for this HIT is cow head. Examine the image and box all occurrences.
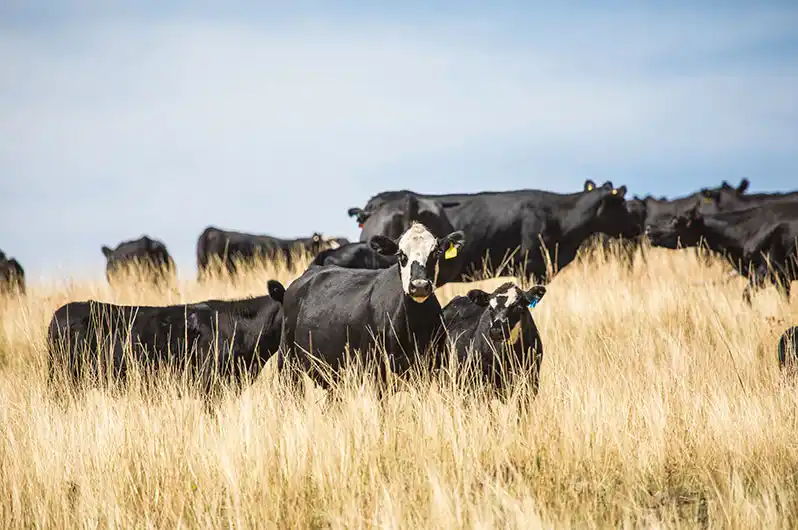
[369,222,466,303]
[467,282,546,343]
[578,184,641,238]
[584,180,614,192]
[644,202,704,248]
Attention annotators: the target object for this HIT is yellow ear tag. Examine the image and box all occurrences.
[611,188,618,195]
[444,243,458,260]
[587,184,594,191]
[703,196,713,203]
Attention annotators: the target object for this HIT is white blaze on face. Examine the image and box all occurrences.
[488,284,519,311]
[397,223,438,299]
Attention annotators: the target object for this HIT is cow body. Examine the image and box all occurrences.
[101,236,175,286]
[279,223,466,388]
[47,281,285,390]
[351,184,640,283]
[197,226,348,279]
[645,202,798,302]
[311,242,397,270]
[442,282,546,395]
[0,250,25,295]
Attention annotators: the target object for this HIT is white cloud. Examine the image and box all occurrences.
[0,8,796,279]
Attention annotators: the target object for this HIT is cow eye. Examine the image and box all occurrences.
[398,252,408,266]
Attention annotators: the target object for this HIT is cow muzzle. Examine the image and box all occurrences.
[408,279,433,302]
[488,325,506,342]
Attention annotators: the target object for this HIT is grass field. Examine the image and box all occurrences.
[1,245,797,529]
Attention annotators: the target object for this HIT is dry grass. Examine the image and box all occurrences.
[1,245,797,529]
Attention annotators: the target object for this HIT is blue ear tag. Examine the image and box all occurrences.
[528,298,539,309]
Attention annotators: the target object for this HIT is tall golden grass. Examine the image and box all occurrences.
[1,244,796,528]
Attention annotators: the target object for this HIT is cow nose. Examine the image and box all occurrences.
[488,327,505,342]
[409,279,432,298]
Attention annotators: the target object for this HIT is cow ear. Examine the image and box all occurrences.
[370,235,399,255]
[524,286,546,308]
[610,185,626,199]
[347,207,364,218]
[312,233,322,243]
[101,246,113,259]
[438,230,465,260]
[466,289,491,307]
[267,280,285,303]
[584,179,596,191]
[737,178,750,194]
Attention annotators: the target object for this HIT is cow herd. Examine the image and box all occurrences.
[2,176,798,399]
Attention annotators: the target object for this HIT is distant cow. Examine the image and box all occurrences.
[197,226,348,280]
[778,326,798,371]
[0,250,25,295]
[350,183,641,283]
[101,236,175,286]
[47,280,286,392]
[348,194,460,242]
[645,201,798,303]
[311,242,398,270]
[442,282,546,396]
[278,222,466,389]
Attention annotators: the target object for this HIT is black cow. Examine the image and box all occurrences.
[778,326,798,371]
[348,194,460,242]
[350,183,640,283]
[442,282,546,396]
[0,250,25,295]
[645,201,798,303]
[197,226,349,280]
[47,280,286,392]
[577,180,647,269]
[101,236,175,286]
[311,242,398,270]
[278,222,466,389]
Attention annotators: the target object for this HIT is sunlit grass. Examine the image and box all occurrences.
[0,243,796,528]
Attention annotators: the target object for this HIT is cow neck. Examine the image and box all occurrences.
[697,217,747,262]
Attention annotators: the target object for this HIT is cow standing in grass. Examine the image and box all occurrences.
[47,280,286,393]
[442,282,546,396]
[278,222,466,389]
[101,235,176,287]
[196,226,348,280]
[0,250,25,295]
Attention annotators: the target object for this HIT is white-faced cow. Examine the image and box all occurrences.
[197,226,348,280]
[101,236,175,287]
[278,222,466,389]
[0,249,25,296]
[47,280,286,393]
[442,282,546,396]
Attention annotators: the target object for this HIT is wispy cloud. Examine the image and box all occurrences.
[1,4,797,279]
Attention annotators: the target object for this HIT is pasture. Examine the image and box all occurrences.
[1,243,797,528]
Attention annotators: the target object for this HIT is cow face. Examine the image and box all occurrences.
[468,283,546,343]
[370,222,466,303]
[644,204,704,248]
[585,185,642,238]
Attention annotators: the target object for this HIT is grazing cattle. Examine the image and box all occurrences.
[47,280,286,391]
[778,326,798,370]
[197,226,348,279]
[645,201,798,303]
[348,194,460,242]
[311,242,398,270]
[350,183,641,283]
[278,223,466,388]
[0,250,25,295]
[442,282,546,396]
[101,236,175,286]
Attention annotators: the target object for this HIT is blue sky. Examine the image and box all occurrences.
[1,2,797,281]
